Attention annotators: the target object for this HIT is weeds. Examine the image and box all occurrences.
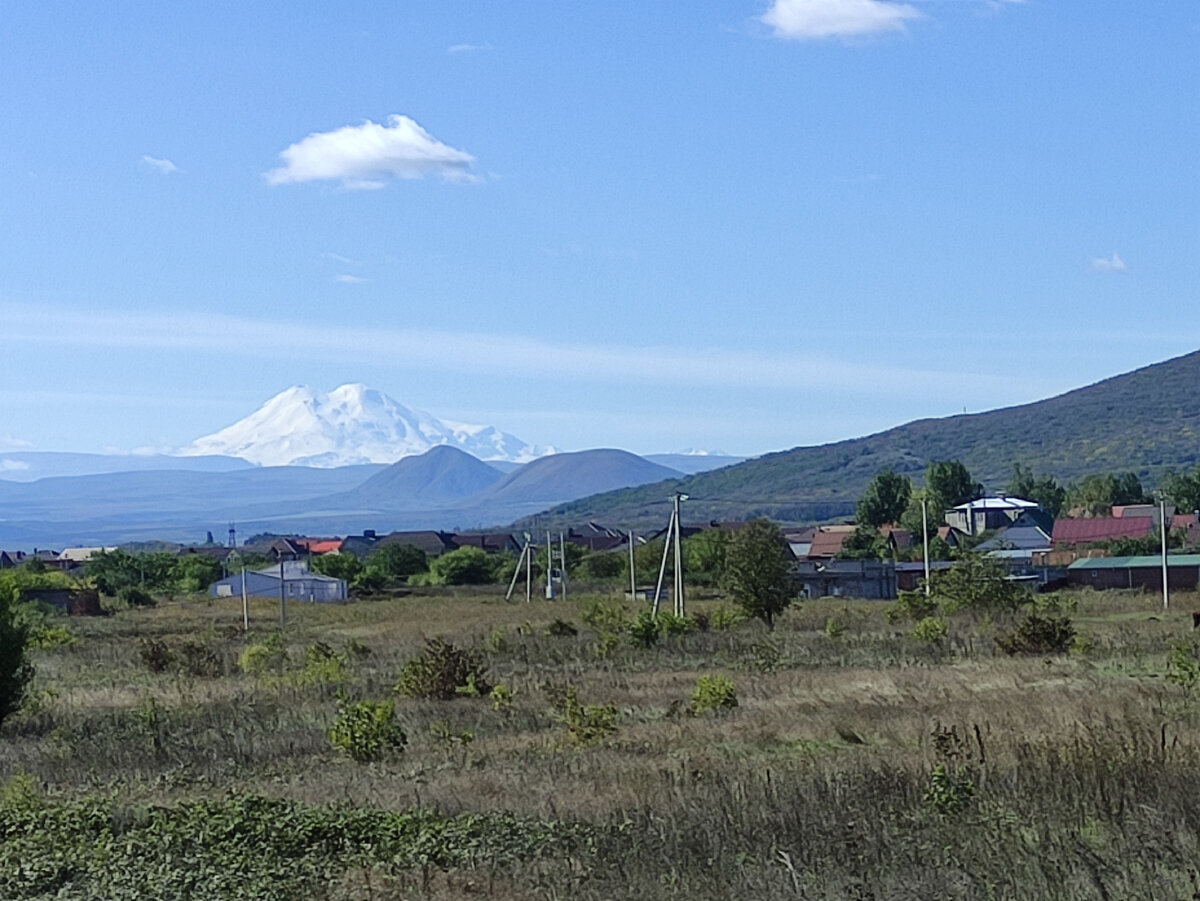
[328,697,407,762]
[394,638,491,700]
[688,674,738,715]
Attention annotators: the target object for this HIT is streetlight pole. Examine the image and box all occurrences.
[1160,494,1170,611]
[922,496,931,597]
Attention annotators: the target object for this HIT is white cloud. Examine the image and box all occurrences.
[334,274,368,284]
[0,460,30,472]
[449,42,493,53]
[321,252,361,266]
[762,0,919,40]
[0,434,34,449]
[1091,252,1127,272]
[140,155,180,175]
[264,115,476,188]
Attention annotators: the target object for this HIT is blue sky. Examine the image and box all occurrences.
[1,1,1196,458]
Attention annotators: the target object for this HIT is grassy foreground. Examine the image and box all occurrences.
[4,585,1200,899]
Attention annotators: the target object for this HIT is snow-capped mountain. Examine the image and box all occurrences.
[176,384,553,467]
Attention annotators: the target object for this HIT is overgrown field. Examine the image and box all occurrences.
[5,585,1200,899]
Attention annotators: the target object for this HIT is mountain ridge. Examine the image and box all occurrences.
[522,349,1200,529]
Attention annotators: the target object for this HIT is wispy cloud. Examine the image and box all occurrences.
[264,115,476,189]
[0,459,30,472]
[449,42,493,53]
[0,434,34,450]
[140,155,180,175]
[0,303,1040,399]
[761,0,919,40]
[334,274,368,284]
[321,252,361,266]
[1091,252,1127,273]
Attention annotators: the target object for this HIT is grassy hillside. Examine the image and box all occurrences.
[527,349,1200,528]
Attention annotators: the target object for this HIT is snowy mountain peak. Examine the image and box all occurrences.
[177,385,554,468]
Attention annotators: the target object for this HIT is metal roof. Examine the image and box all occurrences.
[1067,554,1200,570]
[952,496,1038,511]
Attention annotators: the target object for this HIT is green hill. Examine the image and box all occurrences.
[522,349,1200,529]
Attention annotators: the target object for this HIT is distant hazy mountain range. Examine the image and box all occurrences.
[177,384,554,467]
[0,384,744,546]
[0,447,696,547]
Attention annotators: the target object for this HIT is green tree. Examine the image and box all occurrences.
[683,529,731,585]
[931,552,1028,615]
[722,519,797,631]
[85,550,176,596]
[926,460,982,512]
[310,553,365,583]
[838,523,887,560]
[1066,472,1148,516]
[857,469,913,528]
[575,551,625,581]
[366,544,428,581]
[1006,463,1066,517]
[0,582,33,727]
[1162,466,1200,515]
[171,555,222,593]
[428,547,497,585]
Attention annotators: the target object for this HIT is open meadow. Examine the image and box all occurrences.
[5,584,1200,899]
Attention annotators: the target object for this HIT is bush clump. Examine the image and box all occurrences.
[627,610,661,648]
[117,586,156,608]
[546,683,617,746]
[328,698,407,762]
[689,674,738,715]
[139,638,175,673]
[912,616,949,643]
[545,618,578,637]
[239,633,288,676]
[394,639,491,700]
[995,613,1075,655]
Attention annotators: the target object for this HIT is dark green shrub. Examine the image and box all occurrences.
[328,698,407,762]
[657,612,692,637]
[177,639,223,677]
[546,683,617,746]
[394,639,491,700]
[546,618,578,637]
[887,590,939,624]
[0,587,32,727]
[627,610,661,648]
[139,638,175,673]
[995,613,1075,655]
[117,586,156,608]
[581,600,629,632]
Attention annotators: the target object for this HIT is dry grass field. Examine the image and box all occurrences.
[4,584,1200,899]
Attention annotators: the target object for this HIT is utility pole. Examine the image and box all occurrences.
[922,497,931,597]
[1160,494,1170,611]
[628,529,637,603]
[241,562,249,632]
[505,536,530,602]
[673,492,687,617]
[559,532,568,603]
[278,558,287,628]
[653,510,675,616]
[545,531,554,599]
[525,533,532,603]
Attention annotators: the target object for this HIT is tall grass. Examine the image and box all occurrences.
[3,587,1199,898]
